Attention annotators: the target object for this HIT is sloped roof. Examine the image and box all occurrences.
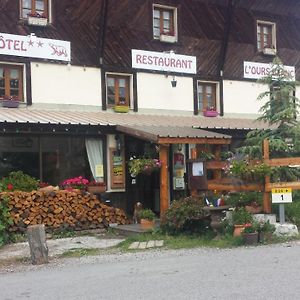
[116,125,231,144]
[0,106,271,131]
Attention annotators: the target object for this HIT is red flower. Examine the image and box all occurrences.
[7,183,14,190]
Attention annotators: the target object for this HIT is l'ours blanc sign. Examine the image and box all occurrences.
[244,61,295,81]
[0,32,71,62]
[132,49,197,74]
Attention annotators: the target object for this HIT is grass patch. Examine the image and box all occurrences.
[116,230,245,252]
[60,247,102,258]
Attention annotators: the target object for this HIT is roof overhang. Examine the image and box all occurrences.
[116,125,231,144]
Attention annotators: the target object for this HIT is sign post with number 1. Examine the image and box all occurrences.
[272,188,292,224]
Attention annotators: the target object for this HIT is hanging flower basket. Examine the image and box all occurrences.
[128,158,161,177]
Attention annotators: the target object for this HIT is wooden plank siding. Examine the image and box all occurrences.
[1,0,300,81]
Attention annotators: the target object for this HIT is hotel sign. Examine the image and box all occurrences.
[244,61,295,81]
[0,32,71,62]
[132,49,197,74]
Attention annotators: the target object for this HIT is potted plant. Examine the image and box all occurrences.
[138,209,156,229]
[258,220,275,243]
[231,207,253,237]
[242,223,259,245]
[87,181,106,194]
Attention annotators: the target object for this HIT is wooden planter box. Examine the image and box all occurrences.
[87,185,106,194]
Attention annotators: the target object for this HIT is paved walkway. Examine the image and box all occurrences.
[0,236,124,261]
[128,240,164,250]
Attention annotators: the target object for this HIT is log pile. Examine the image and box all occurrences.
[1,190,128,233]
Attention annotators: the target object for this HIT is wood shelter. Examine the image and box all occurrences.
[117,125,231,214]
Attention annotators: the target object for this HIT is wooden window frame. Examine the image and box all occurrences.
[197,82,217,113]
[0,64,24,101]
[20,0,49,19]
[106,74,130,108]
[153,5,177,40]
[257,21,276,51]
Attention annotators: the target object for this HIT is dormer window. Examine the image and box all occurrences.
[153,5,177,43]
[257,21,276,55]
[21,0,50,26]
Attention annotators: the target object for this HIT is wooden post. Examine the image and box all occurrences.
[263,139,271,213]
[213,145,222,180]
[27,224,49,265]
[159,144,169,215]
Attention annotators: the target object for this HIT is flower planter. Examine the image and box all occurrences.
[28,16,48,26]
[113,105,130,113]
[243,232,258,245]
[140,219,155,229]
[1,100,20,108]
[203,110,219,117]
[87,185,106,194]
[233,224,245,237]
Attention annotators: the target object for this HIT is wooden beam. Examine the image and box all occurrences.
[208,182,264,192]
[265,181,300,192]
[158,137,231,145]
[206,161,226,170]
[263,139,271,213]
[265,157,300,167]
[159,145,169,215]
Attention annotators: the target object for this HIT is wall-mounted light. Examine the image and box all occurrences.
[171,75,177,88]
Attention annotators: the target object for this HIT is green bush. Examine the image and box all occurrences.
[160,196,209,235]
[0,194,13,246]
[286,201,300,227]
[231,207,253,225]
[1,171,39,192]
[139,209,155,221]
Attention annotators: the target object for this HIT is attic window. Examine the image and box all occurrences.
[257,21,276,55]
[153,5,177,43]
[21,0,51,25]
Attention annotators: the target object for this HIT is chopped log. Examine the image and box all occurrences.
[27,224,49,265]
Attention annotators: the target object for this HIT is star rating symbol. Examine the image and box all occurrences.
[28,40,34,47]
[37,40,44,48]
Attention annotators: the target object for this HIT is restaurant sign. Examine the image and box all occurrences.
[132,49,197,74]
[0,32,71,62]
[244,61,295,81]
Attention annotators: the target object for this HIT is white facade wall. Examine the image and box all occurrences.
[223,80,268,115]
[31,63,102,106]
[137,73,194,111]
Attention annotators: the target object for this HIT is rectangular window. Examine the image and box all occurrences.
[257,21,276,51]
[106,75,130,107]
[153,5,177,42]
[21,0,48,19]
[197,82,217,112]
[0,65,23,101]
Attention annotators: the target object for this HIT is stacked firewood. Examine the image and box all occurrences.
[1,190,128,232]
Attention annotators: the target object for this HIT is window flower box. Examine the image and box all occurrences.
[1,99,20,108]
[28,16,48,27]
[263,47,277,56]
[87,183,107,194]
[203,110,218,117]
[113,105,130,113]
